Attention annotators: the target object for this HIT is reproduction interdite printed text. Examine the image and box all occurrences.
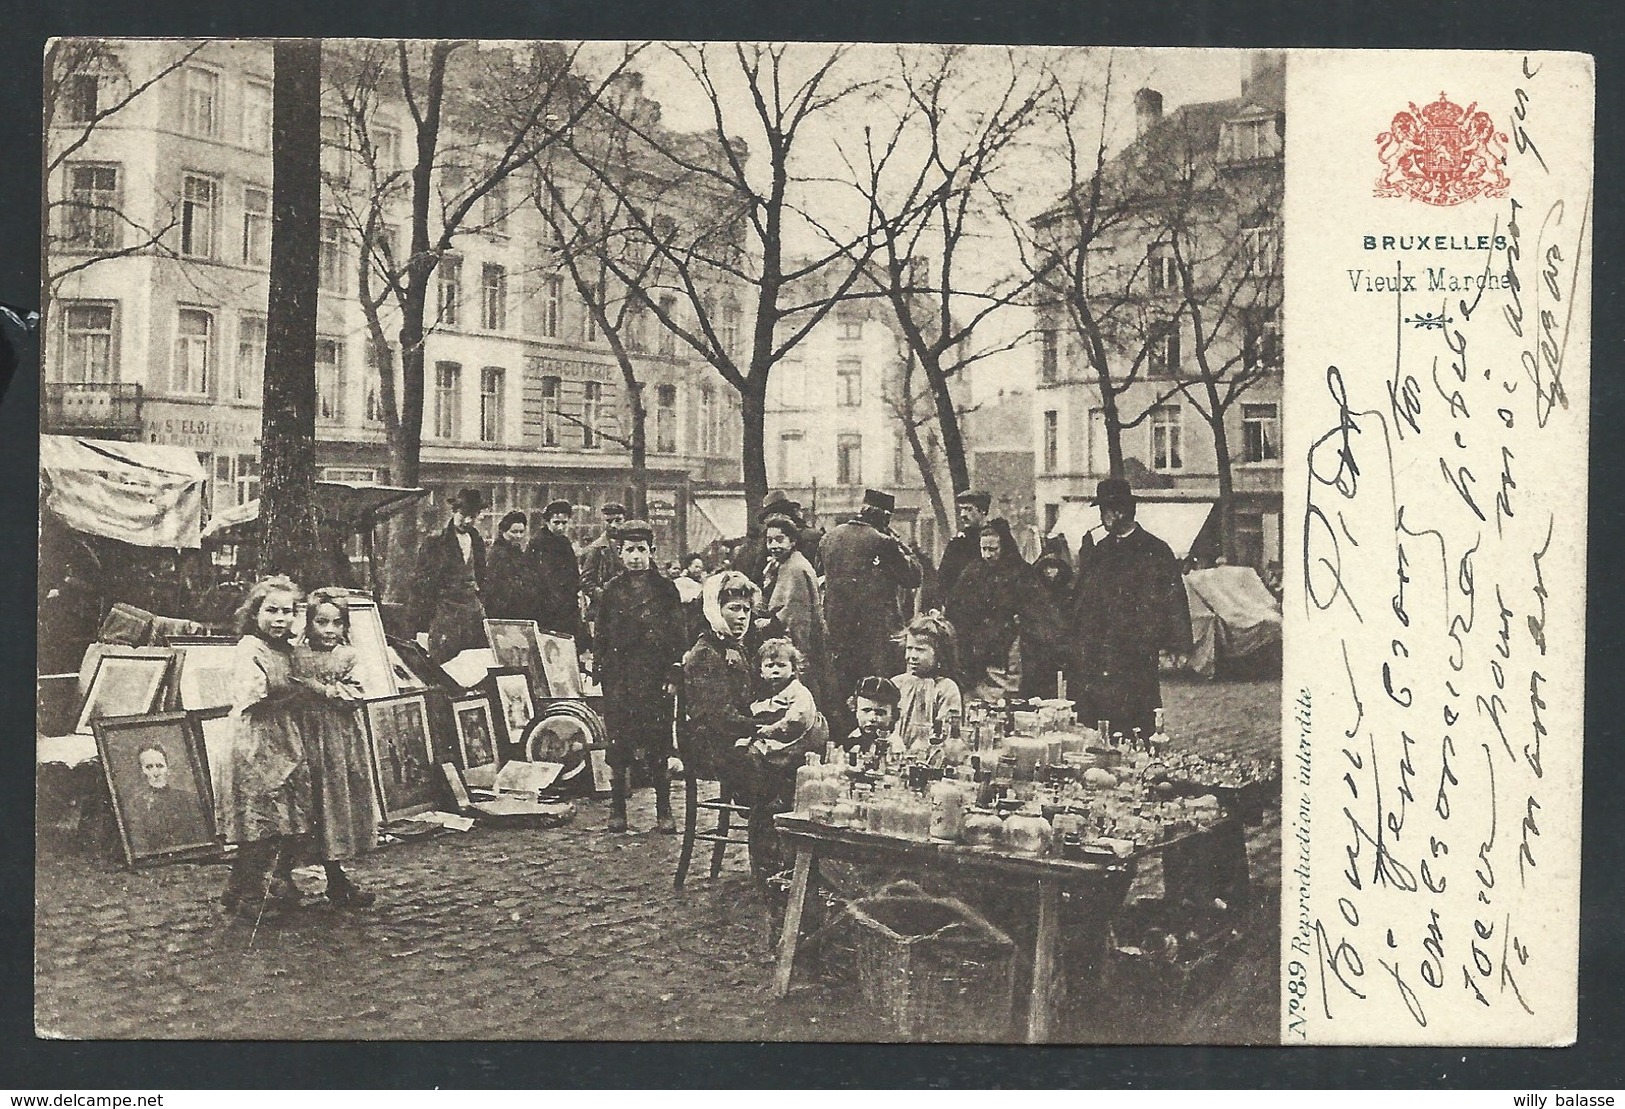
[1282,50,1591,1046]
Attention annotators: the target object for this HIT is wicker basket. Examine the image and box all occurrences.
[847,880,1015,1041]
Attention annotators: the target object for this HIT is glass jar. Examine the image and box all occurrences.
[962,809,1004,848]
[1005,806,1054,856]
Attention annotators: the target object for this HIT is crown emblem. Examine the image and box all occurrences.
[1374,92,1511,206]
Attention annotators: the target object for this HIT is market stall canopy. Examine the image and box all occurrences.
[1050,499,1215,560]
[200,482,428,541]
[1184,565,1282,667]
[40,435,207,549]
[689,492,747,546]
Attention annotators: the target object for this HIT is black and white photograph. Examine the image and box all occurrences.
[35,35,1295,1044]
[92,710,217,866]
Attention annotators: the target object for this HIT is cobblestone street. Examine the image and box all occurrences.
[36,678,1281,1043]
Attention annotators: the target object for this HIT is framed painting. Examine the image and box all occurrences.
[363,692,437,821]
[193,706,233,805]
[344,597,398,698]
[76,652,174,734]
[537,632,583,699]
[93,711,218,867]
[166,636,239,712]
[483,619,545,690]
[451,693,501,789]
[485,666,536,746]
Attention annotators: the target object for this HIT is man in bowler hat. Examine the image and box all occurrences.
[819,489,921,724]
[1068,478,1191,737]
[408,487,490,662]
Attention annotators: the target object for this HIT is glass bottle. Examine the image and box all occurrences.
[794,752,823,814]
[1149,708,1171,754]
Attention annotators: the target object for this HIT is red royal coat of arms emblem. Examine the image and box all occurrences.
[1374,93,1511,205]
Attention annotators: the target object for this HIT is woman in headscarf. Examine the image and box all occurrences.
[760,513,831,710]
[1021,552,1076,699]
[946,518,1062,702]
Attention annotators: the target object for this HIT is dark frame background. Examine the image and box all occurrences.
[4,0,1622,1089]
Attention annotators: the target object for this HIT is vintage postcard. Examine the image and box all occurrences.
[34,40,1589,1045]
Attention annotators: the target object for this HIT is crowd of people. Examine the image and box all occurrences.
[212,477,1194,917]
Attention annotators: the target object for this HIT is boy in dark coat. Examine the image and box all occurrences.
[529,499,583,636]
[594,519,687,833]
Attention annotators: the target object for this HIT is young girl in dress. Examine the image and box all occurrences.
[216,576,312,920]
[292,588,380,907]
[891,613,964,761]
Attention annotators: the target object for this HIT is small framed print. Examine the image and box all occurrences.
[483,618,545,690]
[344,596,399,698]
[485,667,536,746]
[537,632,583,699]
[451,693,500,788]
[166,636,240,712]
[362,692,437,821]
[93,711,218,867]
[76,652,174,734]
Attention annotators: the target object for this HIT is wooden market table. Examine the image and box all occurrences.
[771,812,1212,1043]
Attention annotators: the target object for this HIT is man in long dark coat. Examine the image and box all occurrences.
[1068,478,1192,738]
[935,489,990,602]
[408,487,489,663]
[528,499,582,637]
[820,489,922,709]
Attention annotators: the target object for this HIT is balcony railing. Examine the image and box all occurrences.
[44,381,144,438]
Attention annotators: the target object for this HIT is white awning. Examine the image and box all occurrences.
[199,482,428,541]
[40,435,207,548]
[1050,499,1215,559]
[690,492,747,544]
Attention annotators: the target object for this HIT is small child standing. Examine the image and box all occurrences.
[595,519,688,833]
[891,614,964,760]
[744,638,829,780]
[292,588,381,907]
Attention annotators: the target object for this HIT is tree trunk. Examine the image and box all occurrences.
[739,377,768,536]
[257,40,324,585]
[1211,407,1237,563]
[1098,372,1126,478]
[625,376,648,518]
[919,351,970,494]
[903,419,952,556]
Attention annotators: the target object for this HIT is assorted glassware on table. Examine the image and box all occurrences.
[789,701,1280,862]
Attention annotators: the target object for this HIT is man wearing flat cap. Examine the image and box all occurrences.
[1068,478,1192,737]
[408,487,490,662]
[820,489,922,727]
[580,502,627,607]
[736,490,806,588]
[936,489,991,600]
[528,499,582,637]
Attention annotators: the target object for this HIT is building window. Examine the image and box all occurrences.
[242,79,272,150]
[581,289,601,343]
[241,186,271,265]
[364,339,393,424]
[319,218,346,290]
[1039,329,1059,384]
[433,361,461,439]
[893,433,909,485]
[657,294,677,356]
[234,313,265,403]
[697,387,717,454]
[482,178,508,233]
[1042,410,1059,473]
[373,124,400,170]
[437,256,461,327]
[1044,503,1060,534]
[836,358,862,407]
[61,302,116,383]
[214,453,261,510]
[719,293,742,356]
[655,383,677,454]
[481,263,507,331]
[64,73,101,123]
[1243,403,1281,463]
[625,302,647,353]
[182,67,219,137]
[316,339,345,423]
[776,358,806,408]
[64,164,119,250]
[836,433,863,486]
[1242,307,1282,370]
[180,174,218,259]
[581,381,603,449]
[1147,241,1178,294]
[1220,116,1281,164]
[839,319,864,341]
[320,113,345,149]
[1150,405,1184,472]
[479,366,505,443]
[1087,408,1108,475]
[173,308,212,395]
[1149,323,1181,376]
[1243,223,1279,276]
[539,274,562,338]
[778,430,806,485]
[540,375,561,447]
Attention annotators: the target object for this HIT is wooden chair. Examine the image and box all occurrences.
[670,663,755,890]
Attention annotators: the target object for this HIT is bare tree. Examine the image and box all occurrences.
[880,348,952,541]
[41,39,205,325]
[258,40,323,583]
[848,45,1052,513]
[558,43,900,526]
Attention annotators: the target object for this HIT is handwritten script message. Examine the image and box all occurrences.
[1285,52,1590,1045]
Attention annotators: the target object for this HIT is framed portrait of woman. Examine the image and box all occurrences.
[451,693,501,789]
[93,711,218,867]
